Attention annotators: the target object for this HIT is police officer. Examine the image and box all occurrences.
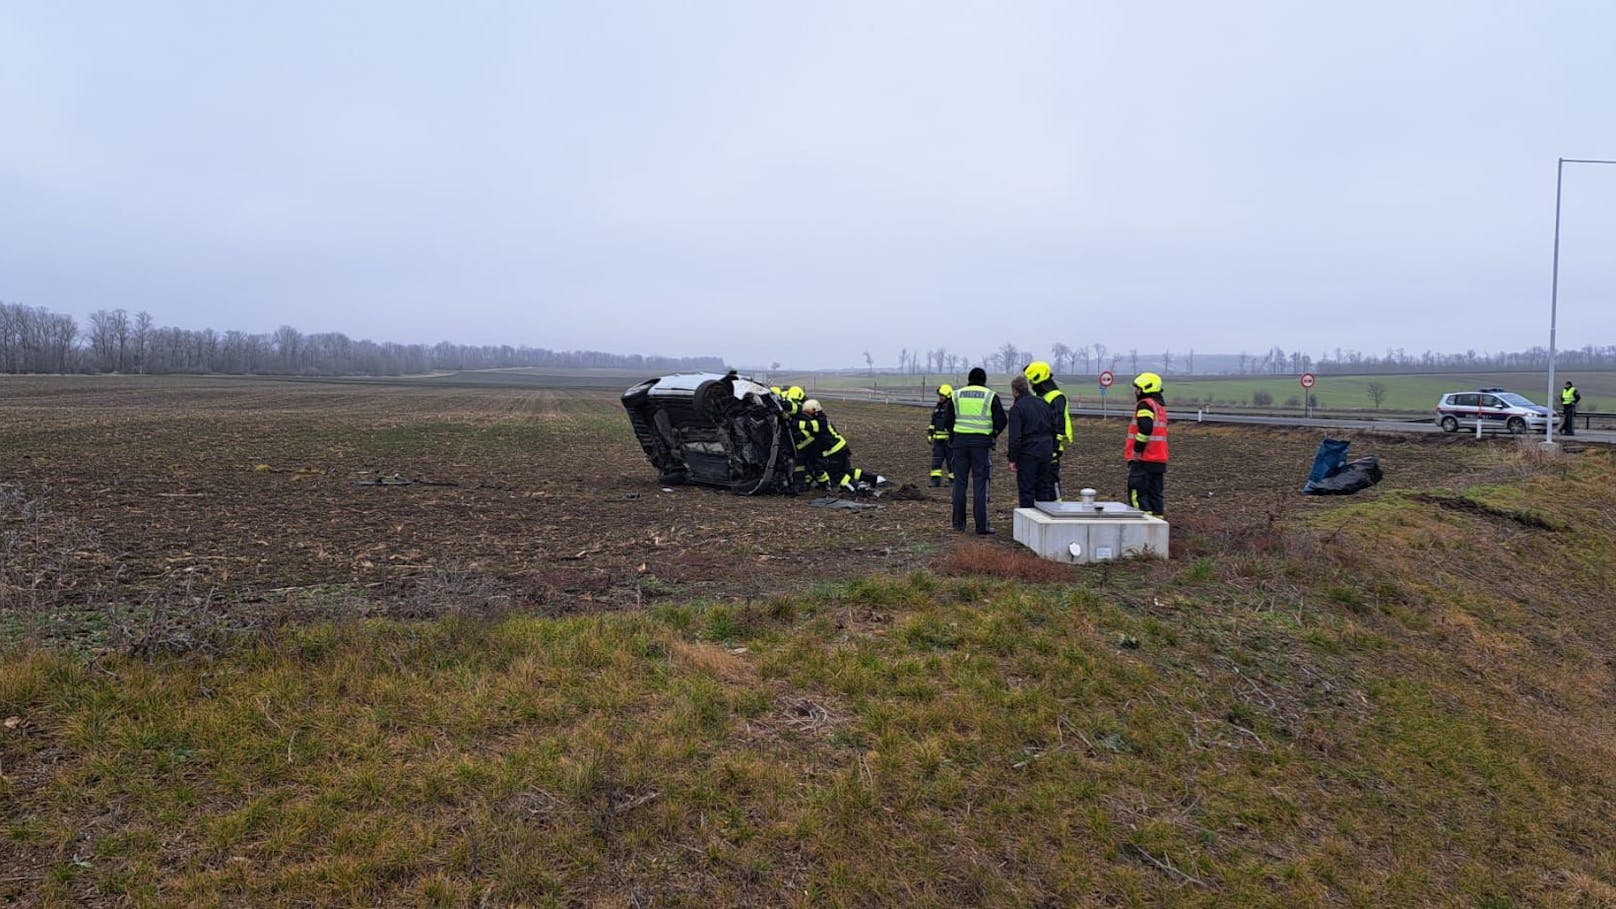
[927,384,955,487]
[1125,372,1168,517]
[1561,381,1581,436]
[947,367,1007,534]
[1023,361,1072,501]
[1007,375,1057,508]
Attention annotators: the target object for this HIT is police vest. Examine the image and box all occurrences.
[1124,398,1169,463]
[1041,388,1073,448]
[1563,387,1578,405]
[952,386,997,435]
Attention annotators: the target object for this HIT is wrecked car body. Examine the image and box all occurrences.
[622,372,797,495]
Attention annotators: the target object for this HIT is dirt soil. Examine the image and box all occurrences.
[0,375,1502,624]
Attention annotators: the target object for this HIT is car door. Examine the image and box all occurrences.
[1476,393,1503,424]
[1444,393,1479,427]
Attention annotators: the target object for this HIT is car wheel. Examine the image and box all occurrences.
[691,379,720,414]
[1507,416,1526,434]
[1439,415,1458,433]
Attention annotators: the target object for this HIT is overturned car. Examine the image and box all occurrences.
[622,372,797,495]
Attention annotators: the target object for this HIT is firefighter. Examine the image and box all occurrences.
[1023,361,1071,501]
[927,383,955,487]
[781,386,811,490]
[1561,381,1581,436]
[1125,372,1168,517]
[948,367,1007,534]
[1006,375,1056,508]
[801,400,887,494]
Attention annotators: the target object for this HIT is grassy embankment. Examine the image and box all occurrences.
[5,446,1616,905]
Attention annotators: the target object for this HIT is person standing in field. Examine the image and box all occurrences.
[1007,375,1056,508]
[1561,380,1581,436]
[947,367,1007,534]
[1023,361,1072,501]
[927,383,955,487]
[1125,372,1168,517]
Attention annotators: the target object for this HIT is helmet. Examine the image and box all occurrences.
[770,386,782,395]
[1024,361,1052,384]
[785,386,805,403]
[802,399,822,415]
[1132,372,1163,395]
[938,383,953,396]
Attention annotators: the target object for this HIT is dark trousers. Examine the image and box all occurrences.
[929,440,953,483]
[1041,449,1063,502]
[823,450,852,485]
[1127,461,1166,517]
[1014,452,1055,508]
[1562,405,1577,435]
[951,443,992,531]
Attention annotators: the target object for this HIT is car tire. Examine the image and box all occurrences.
[1439,415,1459,433]
[691,379,720,415]
[1507,416,1526,434]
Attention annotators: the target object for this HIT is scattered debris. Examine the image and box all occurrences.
[810,497,881,510]
[356,473,459,488]
[1302,438,1383,495]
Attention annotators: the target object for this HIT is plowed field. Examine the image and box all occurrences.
[1,375,1501,626]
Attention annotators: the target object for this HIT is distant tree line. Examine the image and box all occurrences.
[882,341,1616,379]
[0,302,723,377]
[1313,345,1616,374]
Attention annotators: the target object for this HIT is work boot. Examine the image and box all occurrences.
[873,475,891,488]
[928,477,941,487]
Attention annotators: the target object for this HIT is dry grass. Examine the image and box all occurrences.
[934,541,1077,583]
[6,393,1616,905]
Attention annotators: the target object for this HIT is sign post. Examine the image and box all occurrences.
[1299,372,1316,418]
[1098,370,1115,418]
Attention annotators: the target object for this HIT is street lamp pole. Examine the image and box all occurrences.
[1545,156,1616,447]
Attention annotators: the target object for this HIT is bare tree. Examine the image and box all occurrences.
[1161,350,1173,374]
[274,325,303,372]
[1366,382,1388,410]
[863,350,873,376]
[133,311,154,373]
[1049,342,1071,376]
[1128,348,1139,373]
[996,342,1023,375]
[1186,348,1195,375]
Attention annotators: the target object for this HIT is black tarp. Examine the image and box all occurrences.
[1302,438,1383,495]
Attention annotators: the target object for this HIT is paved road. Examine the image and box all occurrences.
[818,390,1616,446]
[1083,407,1616,445]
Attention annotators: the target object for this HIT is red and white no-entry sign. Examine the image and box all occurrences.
[1299,372,1316,389]
[1098,370,1115,388]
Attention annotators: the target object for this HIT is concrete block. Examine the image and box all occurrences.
[1012,506,1169,563]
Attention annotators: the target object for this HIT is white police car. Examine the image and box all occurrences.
[1434,388,1550,434]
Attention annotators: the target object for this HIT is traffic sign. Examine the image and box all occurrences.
[1099,370,1115,388]
[1300,373,1316,389]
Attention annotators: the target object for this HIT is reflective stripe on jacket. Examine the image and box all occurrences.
[952,385,997,435]
[1124,398,1169,463]
[1041,388,1072,448]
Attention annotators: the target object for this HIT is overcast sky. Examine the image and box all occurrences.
[3,1,1614,369]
